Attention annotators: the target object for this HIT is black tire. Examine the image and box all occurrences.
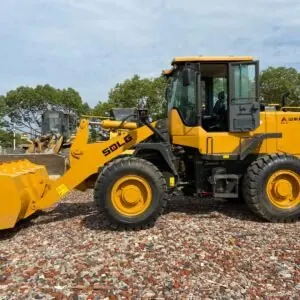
[243,153,300,222]
[94,157,168,229]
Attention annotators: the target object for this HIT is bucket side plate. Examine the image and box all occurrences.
[0,160,49,229]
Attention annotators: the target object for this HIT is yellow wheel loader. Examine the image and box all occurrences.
[1,56,300,230]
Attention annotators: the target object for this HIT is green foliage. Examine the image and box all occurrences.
[2,84,90,132]
[0,96,8,127]
[93,101,114,117]
[56,87,90,115]
[93,75,168,120]
[260,67,300,105]
[0,129,22,148]
[81,102,92,115]
[213,78,227,97]
[89,126,98,143]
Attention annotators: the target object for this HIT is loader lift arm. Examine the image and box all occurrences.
[0,118,156,229]
[38,119,156,210]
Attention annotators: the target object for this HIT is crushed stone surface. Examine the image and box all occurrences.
[0,190,299,299]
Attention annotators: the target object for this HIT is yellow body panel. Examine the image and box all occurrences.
[276,112,300,155]
[170,109,300,157]
[109,131,134,156]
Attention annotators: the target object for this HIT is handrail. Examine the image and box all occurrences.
[280,107,300,111]
[80,114,111,119]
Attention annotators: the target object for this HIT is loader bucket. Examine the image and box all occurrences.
[0,160,49,230]
[0,154,66,177]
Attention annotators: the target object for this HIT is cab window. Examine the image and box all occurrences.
[169,68,197,126]
[232,64,256,104]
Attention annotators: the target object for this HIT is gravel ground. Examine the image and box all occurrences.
[0,190,299,299]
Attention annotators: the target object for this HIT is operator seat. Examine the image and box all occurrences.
[213,91,226,115]
[210,91,227,131]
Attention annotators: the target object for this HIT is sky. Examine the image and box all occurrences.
[1,0,300,107]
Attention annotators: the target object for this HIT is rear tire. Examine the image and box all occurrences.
[94,157,168,229]
[243,154,300,222]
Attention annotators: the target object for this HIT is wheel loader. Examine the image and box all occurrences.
[1,55,300,230]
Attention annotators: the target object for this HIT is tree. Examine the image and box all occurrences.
[260,67,300,106]
[2,84,90,133]
[93,75,168,119]
[0,129,22,148]
[81,102,92,115]
[0,96,8,128]
[89,126,98,143]
[93,101,114,116]
[56,87,90,115]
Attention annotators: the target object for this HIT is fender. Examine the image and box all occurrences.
[135,142,178,177]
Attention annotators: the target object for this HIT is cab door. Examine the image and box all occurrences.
[228,61,260,132]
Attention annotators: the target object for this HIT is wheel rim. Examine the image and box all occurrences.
[266,170,300,209]
[111,175,152,216]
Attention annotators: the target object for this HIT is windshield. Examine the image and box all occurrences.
[42,112,62,135]
[167,68,197,126]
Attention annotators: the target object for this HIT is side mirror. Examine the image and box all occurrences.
[182,68,192,86]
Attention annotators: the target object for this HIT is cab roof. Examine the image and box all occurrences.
[162,56,254,76]
[172,56,254,64]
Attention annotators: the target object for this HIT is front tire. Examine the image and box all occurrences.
[243,154,300,222]
[94,157,168,229]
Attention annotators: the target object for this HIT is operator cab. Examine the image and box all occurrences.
[165,56,260,133]
[201,63,229,131]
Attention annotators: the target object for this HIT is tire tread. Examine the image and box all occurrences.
[243,153,300,222]
[94,157,168,230]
